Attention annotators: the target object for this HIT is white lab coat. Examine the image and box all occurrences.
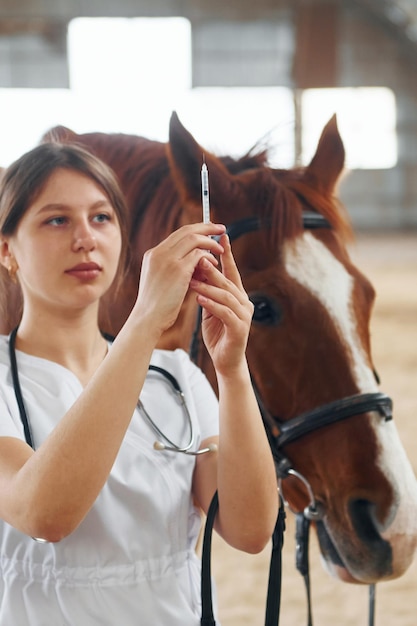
[0,337,219,625]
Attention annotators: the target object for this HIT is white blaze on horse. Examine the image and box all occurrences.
[2,113,416,584]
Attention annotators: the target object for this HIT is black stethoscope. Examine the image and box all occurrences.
[8,327,217,456]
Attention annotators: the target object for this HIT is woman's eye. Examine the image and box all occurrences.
[47,216,67,226]
[92,213,111,224]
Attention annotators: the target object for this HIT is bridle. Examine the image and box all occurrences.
[191,211,393,626]
[252,378,391,626]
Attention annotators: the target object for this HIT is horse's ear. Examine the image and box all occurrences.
[306,114,345,194]
[168,111,233,220]
[41,125,78,144]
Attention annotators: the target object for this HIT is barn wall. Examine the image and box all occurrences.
[0,23,68,88]
[338,4,417,228]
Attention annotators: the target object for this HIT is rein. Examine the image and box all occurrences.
[253,378,387,626]
[194,211,390,626]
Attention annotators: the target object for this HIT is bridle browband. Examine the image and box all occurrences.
[192,210,392,626]
[222,211,329,243]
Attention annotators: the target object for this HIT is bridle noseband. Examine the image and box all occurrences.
[265,391,393,480]
[191,210,392,626]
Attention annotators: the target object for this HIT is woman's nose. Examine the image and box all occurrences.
[72,223,97,252]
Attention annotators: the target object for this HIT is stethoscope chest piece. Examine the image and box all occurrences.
[138,366,217,456]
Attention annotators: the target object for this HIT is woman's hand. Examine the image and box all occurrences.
[132,223,226,337]
[189,233,254,376]
[191,235,278,553]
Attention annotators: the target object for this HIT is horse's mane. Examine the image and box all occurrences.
[217,146,353,249]
[219,148,270,174]
[285,170,353,241]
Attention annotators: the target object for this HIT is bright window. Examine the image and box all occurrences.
[0,20,397,172]
[68,17,192,95]
[68,18,295,166]
[301,87,397,169]
[175,87,295,167]
[0,18,294,168]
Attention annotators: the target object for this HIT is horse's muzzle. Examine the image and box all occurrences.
[316,500,393,583]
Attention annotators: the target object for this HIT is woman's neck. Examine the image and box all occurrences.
[15,310,109,387]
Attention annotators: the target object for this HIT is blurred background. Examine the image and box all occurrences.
[0,1,416,624]
[0,0,416,229]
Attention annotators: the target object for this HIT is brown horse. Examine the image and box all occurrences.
[3,113,417,586]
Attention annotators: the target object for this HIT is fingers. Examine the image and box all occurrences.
[191,253,248,309]
[164,223,226,260]
[196,288,251,327]
[190,258,253,323]
[140,223,226,286]
[188,235,253,369]
[218,234,244,291]
[136,222,223,290]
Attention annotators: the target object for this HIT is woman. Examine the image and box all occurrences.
[0,142,278,625]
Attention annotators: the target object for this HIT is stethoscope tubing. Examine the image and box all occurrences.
[9,328,214,456]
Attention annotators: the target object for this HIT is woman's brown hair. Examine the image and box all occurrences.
[0,142,131,329]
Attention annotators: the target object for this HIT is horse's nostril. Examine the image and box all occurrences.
[349,498,391,551]
[348,498,393,578]
[349,499,381,543]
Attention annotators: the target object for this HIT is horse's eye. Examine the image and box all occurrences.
[249,294,282,326]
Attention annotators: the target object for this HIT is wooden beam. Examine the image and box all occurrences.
[292,2,340,88]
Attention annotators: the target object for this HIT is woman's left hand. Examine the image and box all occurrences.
[189,233,253,376]
[190,233,279,554]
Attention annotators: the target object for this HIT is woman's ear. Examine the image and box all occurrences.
[0,239,18,282]
[0,238,10,268]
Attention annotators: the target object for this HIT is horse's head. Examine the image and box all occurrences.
[167,112,417,584]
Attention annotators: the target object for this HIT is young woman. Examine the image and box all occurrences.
[0,142,278,625]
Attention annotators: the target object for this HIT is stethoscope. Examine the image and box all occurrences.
[8,327,217,456]
[137,364,217,456]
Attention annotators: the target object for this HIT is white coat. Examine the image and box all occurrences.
[0,337,219,625]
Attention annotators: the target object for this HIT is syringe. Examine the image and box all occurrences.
[201,161,210,224]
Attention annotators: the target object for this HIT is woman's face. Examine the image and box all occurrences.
[2,167,122,317]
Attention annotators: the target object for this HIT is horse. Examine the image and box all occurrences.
[3,113,417,587]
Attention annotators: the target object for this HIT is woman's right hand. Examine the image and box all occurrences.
[131,223,226,337]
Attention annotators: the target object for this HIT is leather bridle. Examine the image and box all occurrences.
[191,211,392,626]
[259,387,393,480]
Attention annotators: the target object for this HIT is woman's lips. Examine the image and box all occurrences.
[65,262,102,281]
